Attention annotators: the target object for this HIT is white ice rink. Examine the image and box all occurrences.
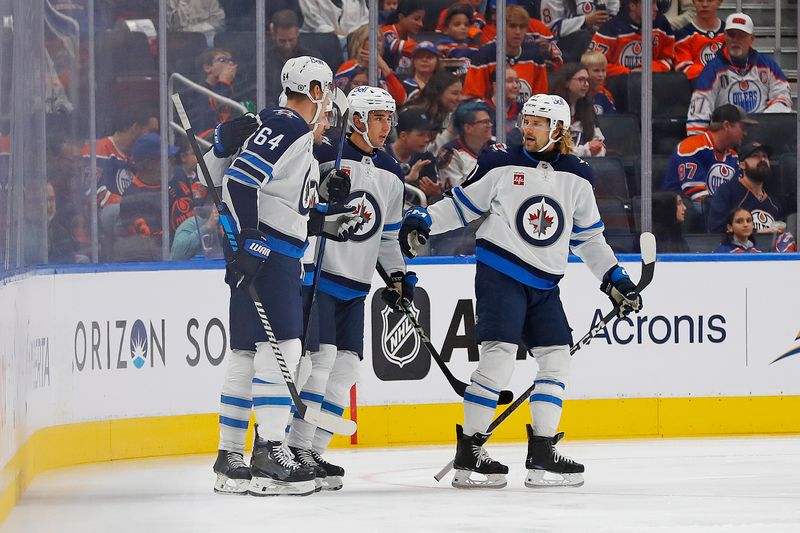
[3,436,799,533]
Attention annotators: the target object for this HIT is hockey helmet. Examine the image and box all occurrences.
[280,56,334,124]
[346,86,397,149]
[517,94,571,152]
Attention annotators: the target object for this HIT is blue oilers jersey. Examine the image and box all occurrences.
[663,131,740,201]
[427,143,618,288]
[221,106,318,258]
[312,136,406,300]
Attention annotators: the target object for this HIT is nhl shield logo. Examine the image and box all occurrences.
[371,287,431,381]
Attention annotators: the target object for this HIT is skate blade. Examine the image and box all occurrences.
[319,476,343,491]
[213,473,250,495]
[451,470,507,489]
[524,470,584,488]
[248,477,316,497]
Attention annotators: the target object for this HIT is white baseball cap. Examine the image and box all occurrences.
[725,13,754,35]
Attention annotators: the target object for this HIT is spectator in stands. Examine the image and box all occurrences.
[436,101,493,192]
[712,207,760,253]
[47,181,79,264]
[266,9,321,105]
[581,50,617,115]
[400,41,440,102]
[406,71,464,154]
[552,63,606,158]
[484,67,523,144]
[382,0,426,77]
[674,0,725,82]
[478,0,559,48]
[436,0,486,41]
[169,137,208,238]
[538,0,617,63]
[707,141,785,235]
[379,0,399,25]
[299,0,368,36]
[171,205,221,260]
[589,0,675,81]
[167,0,225,45]
[116,134,178,261]
[435,3,480,69]
[665,104,751,203]
[663,0,695,31]
[186,47,238,137]
[386,108,440,204]
[686,13,792,135]
[336,25,407,104]
[652,190,690,252]
[463,5,562,102]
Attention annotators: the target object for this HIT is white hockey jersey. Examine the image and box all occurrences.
[312,136,406,300]
[221,106,318,259]
[427,143,617,287]
[539,0,620,38]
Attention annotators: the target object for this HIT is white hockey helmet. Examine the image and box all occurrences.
[347,85,397,149]
[280,56,334,124]
[516,94,571,152]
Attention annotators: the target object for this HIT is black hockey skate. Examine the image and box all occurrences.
[289,447,327,492]
[309,449,345,491]
[249,437,316,496]
[452,424,508,489]
[213,450,252,495]
[524,424,584,488]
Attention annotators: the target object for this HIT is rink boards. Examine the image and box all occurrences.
[2,255,800,520]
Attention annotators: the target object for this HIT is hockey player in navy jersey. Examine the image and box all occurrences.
[208,56,359,497]
[284,86,409,491]
[399,94,642,489]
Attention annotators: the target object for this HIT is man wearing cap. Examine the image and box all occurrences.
[707,141,785,234]
[664,103,752,202]
[687,12,791,136]
[116,134,178,260]
[386,107,439,204]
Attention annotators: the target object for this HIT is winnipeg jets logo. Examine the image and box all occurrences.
[298,167,318,215]
[380,304,421,368]
[516,195,565,247]
[344,190,382,242]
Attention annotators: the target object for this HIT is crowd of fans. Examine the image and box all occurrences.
[31,0,798,264]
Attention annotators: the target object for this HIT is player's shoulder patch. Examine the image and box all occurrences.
[554,153,594,184]
[258,106,310,140]
[373,149,404,178]
[313,134,339,163]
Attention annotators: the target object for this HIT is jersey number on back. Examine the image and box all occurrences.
[252,127,284,151]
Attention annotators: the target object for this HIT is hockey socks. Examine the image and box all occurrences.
[286,344,337,449]
[217,350,255,454]
[463,341,515,436]
[252,338,301,442]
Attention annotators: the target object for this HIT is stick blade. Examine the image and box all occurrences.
[639,232,656,264]
[434,460,454,482]
[302,406,357,436]
[171,93,192,130]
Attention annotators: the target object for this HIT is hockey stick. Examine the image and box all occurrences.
[433,232,657,481]
[376,262,514,405]
[171,93,356,436]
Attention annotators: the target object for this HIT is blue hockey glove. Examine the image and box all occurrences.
[601,265,642,316]
[227,228,270,288]
[399,207,432,258]
[308,203,364,242]
[318,168,351,204]
[381,271,418,311]
[213,113,259,158]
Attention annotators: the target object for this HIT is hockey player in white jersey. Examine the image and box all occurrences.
[399,94,643,489]
[209,56,358,497]
[284,86,409,491]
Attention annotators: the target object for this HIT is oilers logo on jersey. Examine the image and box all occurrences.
[751,209,777,231]
[707,163,736,194]
[515,195,565,247]
[699,41,722,65]
[344,190,381,242]
[728,80,763,113]
[619,41,643,69]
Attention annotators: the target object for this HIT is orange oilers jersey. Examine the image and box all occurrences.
[436,5,486,39]
[674,21,726,80]
[479,17,556,45]
[589,12,675,77]
[81,136,128,163]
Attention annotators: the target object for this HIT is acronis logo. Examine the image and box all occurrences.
[771,330,800,364]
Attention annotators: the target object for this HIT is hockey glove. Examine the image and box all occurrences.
[399,207,432,258]
[227,228,270,288]
[318,168,351,204]
[213,113,259,158]
[600,265,642,317]
[381,271,418,311]
[308,203,364,242]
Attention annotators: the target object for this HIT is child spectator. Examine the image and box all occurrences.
[589,0,675,78]
[266,9,321,106]
[167,0,225,45]
[382,0,426,77]
[435,3,480,69]
[406,71,464,154]
[436,0,486,41]
[386,108,439,204]
[686,13,792,135]
[335,25,407,104]
[581,50,617,115]
[463,5,562,102]
[169,136,208,237]
[538,0,618,62]
[400,41,440,102]
[552,63,606,158]
[379,0,399,25]
[652,190,690,252]
[674,0,725,81]
[186,47,238,137]
[436,101,493,192]
[712,207,760,253]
